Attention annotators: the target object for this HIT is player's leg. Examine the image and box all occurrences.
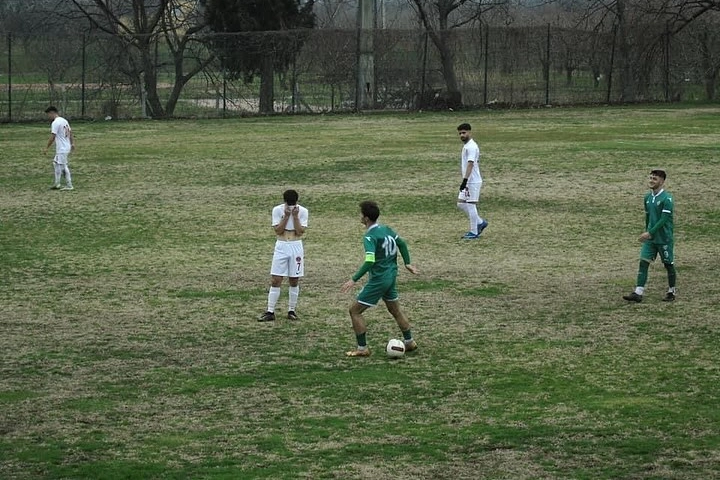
[62,162,73,190]
[346,302,371,356]
[346,281,382,356]
[52,158,63,189]
[623,243,657,302]
[457,191,476,238]
[468,180,487,234]
[287,242,304,319]
[260,245,288,321]
[383,281,417,351]
[661,243,676,301]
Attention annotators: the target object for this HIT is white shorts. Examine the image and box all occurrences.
[458,180,482,203]
[54,153,69,165]
[270,240,304,278]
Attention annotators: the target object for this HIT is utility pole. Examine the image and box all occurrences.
[356,0,375,110]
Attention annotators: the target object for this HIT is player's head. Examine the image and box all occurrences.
[457,123,472,143]
[650,169,666,180]
[359,201,380,223]
[283,189,299,206]
[45,106,59,119]
[649,170,666,190]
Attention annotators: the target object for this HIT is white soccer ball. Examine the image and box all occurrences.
[386,338,405,358]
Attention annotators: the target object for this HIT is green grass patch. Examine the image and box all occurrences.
[1,106,720,479]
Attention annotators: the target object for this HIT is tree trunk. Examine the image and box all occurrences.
[140,38,165,117]
[259,55,275,113]
[615,0,635,102]
[435,30,462,108]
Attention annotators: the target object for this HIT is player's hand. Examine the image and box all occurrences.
[405,265,419,275]
[341,279,355,293]
[459,178,468,191]
[639,232,651,242]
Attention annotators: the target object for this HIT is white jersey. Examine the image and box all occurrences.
[461,138,482,184]
[272,203,309,231]
[51,116,73,154]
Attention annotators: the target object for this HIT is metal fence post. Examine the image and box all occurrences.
[81,34,87,117]
[7,33,12,122]
[664,21,671,102]
[483,25,489,105]
[545,24,551,106]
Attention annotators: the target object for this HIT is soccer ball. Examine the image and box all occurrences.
[386,338,405,358]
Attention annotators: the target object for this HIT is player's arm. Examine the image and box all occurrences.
[647,207,672,238]
[272,207,290,235]
[44,133,56,154]
[341,239,375,292]
[460,158,474,191]
[352,250,375,282]
[396,236,418,274]
[292,208,306,237]
[68,128,75,152]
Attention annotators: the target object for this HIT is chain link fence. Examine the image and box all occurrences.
[0,25,717,121]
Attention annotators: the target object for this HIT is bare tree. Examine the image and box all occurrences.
[65,0,213,118]
[407,0,507,107]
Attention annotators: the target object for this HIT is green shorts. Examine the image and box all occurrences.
[357,276,399,307]
[640,242,674,264]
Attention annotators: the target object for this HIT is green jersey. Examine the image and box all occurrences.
[644,189,674,245]
[351,224,411,282]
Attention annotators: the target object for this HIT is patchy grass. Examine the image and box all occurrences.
[1,106,720,479]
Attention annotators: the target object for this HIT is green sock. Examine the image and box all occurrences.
[402,329,413,341]
[664,263,676,288]
[636,261,649,289]
[356,332,367,348]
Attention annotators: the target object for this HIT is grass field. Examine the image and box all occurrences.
[1,106,720,479]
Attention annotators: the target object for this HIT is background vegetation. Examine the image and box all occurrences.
[1,106,719,478]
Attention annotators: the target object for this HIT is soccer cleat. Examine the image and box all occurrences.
[662,292,676,302]
[346,348,371,357]
[287,311,299,320]
[50,185,61,190]
[477,220,489,235]
[404,340,418,352]
[257,311,276,322]
[622,292,643,303]
[61,186,74,191]
[462,232,480,239]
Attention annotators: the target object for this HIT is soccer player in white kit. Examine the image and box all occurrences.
[43,106,75,191]
[259,189,309,322]
[456,123,487,239]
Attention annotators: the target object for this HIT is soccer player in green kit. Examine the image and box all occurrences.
[341,201,419,357]
[623,170,677,302]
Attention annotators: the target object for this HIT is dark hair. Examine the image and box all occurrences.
[650,169,667,180]
[360,201,380,222]
[45,106,58,113]
[457,123,472,131]
[283,189,299,205]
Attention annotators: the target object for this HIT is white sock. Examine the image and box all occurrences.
[668,287,676,294]
[457,203,474,232]
[635,286,645,295]
[468,204,482,233]
[63,165,72,187]
[288,286,299,311]
[54,163,63,186]
[267,287,281,313]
